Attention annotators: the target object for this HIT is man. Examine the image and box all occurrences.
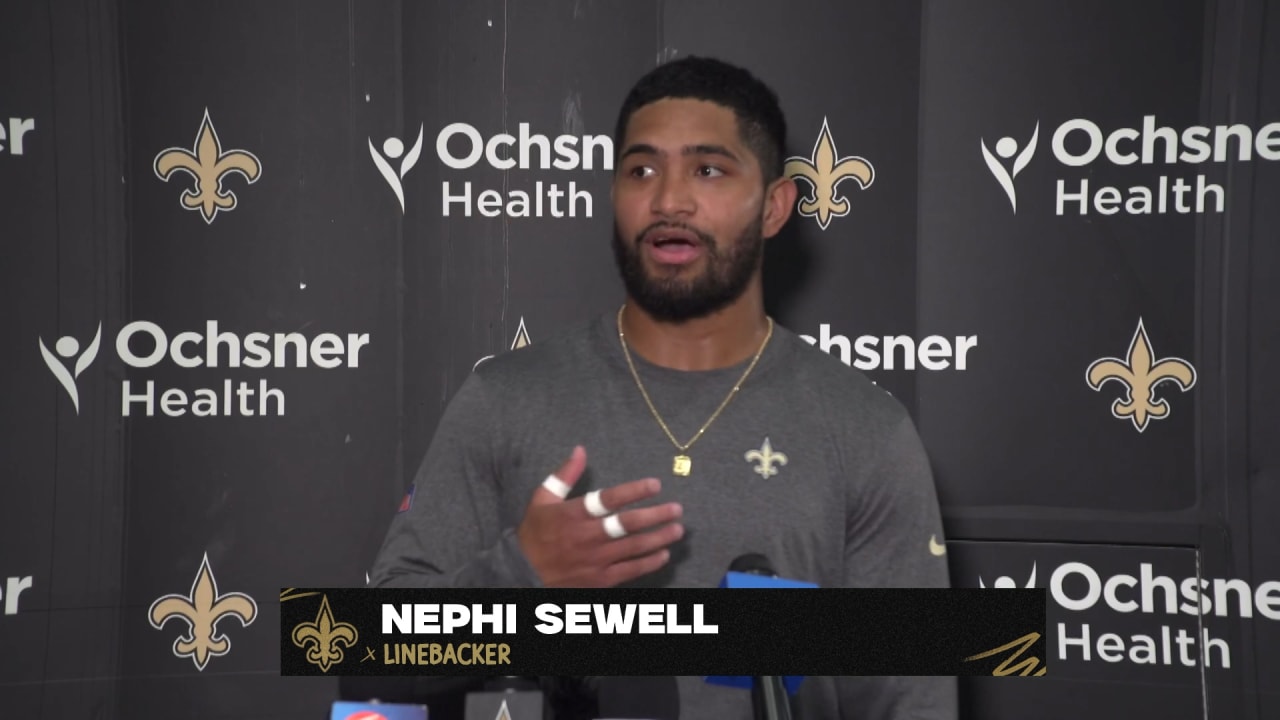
[369,56,956,719]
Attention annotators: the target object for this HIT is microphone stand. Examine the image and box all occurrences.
[752,674,793,720]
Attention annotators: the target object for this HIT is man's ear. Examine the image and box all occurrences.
[762,176,798,238]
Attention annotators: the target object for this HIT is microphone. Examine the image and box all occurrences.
[707,554,816,719]
[336,675,482,719]
[720,553,816,590]
[464,676,548,720]
[330,700,428,720]
[594,676,680,720]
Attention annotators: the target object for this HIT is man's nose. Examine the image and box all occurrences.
[650,173,696,217]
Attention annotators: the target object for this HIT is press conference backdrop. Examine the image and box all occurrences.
[0,0,1276,718]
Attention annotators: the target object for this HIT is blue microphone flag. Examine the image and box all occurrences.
[706,571,817,693]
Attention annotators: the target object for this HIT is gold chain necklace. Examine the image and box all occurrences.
[617,305,774,477]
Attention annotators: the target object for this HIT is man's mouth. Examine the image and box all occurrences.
[645,228,706,265]
[644,227,702,249]
[643,228,705,265]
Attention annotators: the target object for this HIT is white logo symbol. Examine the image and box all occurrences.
[369,125,424,213]
[981,123,1039,213]
[978,562,1037,589]
[39,324,102,414]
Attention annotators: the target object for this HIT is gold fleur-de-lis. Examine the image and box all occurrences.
[148,553,258,671]
[745,437,788,478]
[511,317,531,350]
[474,317,532,371]
[964,632,1047,676]
[1086,319,1197,432]
[154,109,262,224]
[291,594,358,673]
[784,117,875,230]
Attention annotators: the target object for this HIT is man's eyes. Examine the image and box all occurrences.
[626,165,725,178]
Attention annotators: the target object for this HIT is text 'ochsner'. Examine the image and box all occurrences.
[382,603,719,635]
[117,321,368,417]
[1048,116,1277,216]
[436,123,612,218]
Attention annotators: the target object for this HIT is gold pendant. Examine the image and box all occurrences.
[673,455,692,476]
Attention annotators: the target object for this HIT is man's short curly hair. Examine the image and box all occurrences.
[613,56,788,183]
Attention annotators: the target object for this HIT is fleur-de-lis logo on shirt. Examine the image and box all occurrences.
[784,117,875,230]
[1086,319,1197,432]
[745,437,788,477]
[154,109,262,223]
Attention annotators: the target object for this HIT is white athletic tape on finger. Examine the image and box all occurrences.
[542,474,571,500]
[603,514,627,539]
[584,489,610,518]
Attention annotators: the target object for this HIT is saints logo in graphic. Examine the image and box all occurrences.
[282,588,361,673]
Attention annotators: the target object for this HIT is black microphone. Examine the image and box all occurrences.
[729,554,793,720]
[729,553,775,576]
[463,676,548,720]
[594,676,680,720]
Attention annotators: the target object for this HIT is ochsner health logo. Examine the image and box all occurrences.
[39,324,102,414]
[982,115,1280,216]
[369,124,425,213]
[980,123,1039,213]
[39,320,369,418]
[977,559,1280,670]
[978,563,1037,589]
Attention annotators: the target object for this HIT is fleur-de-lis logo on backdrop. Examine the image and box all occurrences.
[148,553,258,671]
[154,109,262,224]
[369,124,424,213]
[784,118,874,230]
[38,323,101,414]
[474,316,532,371]
[290,593,358,673]
[744,437,788,478]
[1086,319,1197,432]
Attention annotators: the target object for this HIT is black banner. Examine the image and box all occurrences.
[279,588,1046,677]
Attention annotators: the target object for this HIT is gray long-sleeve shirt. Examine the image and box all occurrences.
[369,311,957,720]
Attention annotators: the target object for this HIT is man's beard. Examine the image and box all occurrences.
[611,217,764,323]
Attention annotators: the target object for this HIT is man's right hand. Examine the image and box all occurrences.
[517,446,684,588]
